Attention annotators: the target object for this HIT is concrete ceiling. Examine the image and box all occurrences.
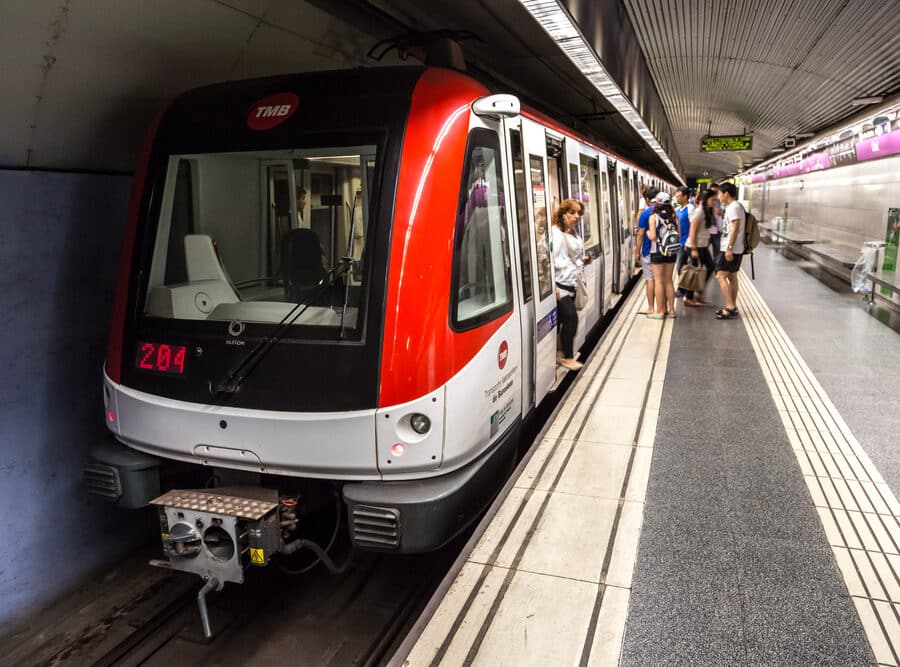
[0,0,679,180]
[621,0,900,179]
[6,1,895,182]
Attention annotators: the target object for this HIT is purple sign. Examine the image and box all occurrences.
[801,150,831,173]
[855,129,900,162]
[771,150,831,180]
[751,172,767,184]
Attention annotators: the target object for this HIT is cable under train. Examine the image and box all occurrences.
[87,61,672,603]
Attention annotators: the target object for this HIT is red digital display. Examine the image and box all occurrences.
[136,342,186,375]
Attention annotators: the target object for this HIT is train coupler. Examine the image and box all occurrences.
[149,487,282,586]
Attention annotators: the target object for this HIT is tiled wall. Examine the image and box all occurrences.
[0,170,150,629]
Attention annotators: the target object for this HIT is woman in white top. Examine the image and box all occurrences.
[682,188,719,306]
[551,199,591,371]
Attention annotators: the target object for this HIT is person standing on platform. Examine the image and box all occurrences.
[707,182,722,256]
[552,199,591,370]
[634,187,659,315]
[715,183,745,319]
[646,192,679,319]
[673,187,692,299]
[682,189,717,306]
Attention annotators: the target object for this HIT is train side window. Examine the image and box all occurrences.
[451,129,513,331]
[508,129,533,303]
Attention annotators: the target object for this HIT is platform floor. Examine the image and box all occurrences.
[398,245,900,666]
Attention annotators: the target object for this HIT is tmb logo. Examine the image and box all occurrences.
[247,93,299,131]
[498,340,509,370]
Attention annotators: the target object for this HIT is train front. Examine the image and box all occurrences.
[96,66,522,592]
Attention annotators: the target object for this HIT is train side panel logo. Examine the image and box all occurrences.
[498,341,509,370]
[247,93,299,131]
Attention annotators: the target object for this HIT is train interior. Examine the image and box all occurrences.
[143,146,376,339]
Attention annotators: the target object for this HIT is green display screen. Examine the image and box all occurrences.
[701,135,753,152]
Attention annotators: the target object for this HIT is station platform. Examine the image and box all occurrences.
[396,244,900,666]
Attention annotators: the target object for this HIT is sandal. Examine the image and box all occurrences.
[716,308,739,320]
[647,314,666,320]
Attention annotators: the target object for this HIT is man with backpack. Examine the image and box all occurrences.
[634,187,659,315]
[715,182,745,319]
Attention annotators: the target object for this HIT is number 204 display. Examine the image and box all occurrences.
[136,341,187,375]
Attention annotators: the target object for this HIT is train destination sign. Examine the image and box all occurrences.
[700,135,753,152]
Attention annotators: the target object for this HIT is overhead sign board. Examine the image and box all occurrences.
[700,135,753,152]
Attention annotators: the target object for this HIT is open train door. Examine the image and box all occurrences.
[513,118,557,404]
[606,158,624,293]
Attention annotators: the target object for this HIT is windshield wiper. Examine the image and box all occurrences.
[210,258,353,397]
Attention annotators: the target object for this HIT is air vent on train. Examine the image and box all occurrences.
[83,463,123,501]
[351,505,400,549]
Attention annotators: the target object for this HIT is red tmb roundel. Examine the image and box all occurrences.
[247,93,299,131]
[498,341,509,370]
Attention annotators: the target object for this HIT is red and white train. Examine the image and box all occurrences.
[93,64,670,588]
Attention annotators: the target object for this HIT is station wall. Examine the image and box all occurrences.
[0,169,151,630]
[745,156,900,248]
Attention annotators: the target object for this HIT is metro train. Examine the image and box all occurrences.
[91,63,671,590]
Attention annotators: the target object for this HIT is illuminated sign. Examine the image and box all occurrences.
[696,178,712,184]
[701,135,753,152]
[136,342,187,375]
[247,93,299,131]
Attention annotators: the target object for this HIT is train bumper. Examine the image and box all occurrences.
[343,418,521,553]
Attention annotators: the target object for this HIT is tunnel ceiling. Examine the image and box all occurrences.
[7,1,896,183]
[0,0,679,181]
[621,0,900,180]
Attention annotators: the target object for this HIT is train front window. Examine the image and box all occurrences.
[143,146,376,341]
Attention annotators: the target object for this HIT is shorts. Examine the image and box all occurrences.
[641,255,653,280]
[715,251,743,273]
[650,252,677,264]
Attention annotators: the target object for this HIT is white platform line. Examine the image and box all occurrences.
[739,271,900,666]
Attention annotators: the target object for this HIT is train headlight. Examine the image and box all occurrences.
[410,414,431,434]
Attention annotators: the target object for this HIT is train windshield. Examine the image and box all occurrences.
[143,146,376,341]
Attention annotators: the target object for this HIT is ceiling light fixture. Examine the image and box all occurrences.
[796,132,816,138]
[518,0,684,185]
[849,96,884,106]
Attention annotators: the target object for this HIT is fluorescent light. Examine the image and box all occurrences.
[770,147,786,152]
[850,96,884,106]
[796,132,815,138]
[518,0,684,185]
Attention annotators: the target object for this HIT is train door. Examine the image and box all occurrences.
[545,133,566,211]
[606,159,624,292]
[616,164,634,290]
[504,120,536,413]
[521,120,557,404]
[599,163,615,306]
[566,147,601,340]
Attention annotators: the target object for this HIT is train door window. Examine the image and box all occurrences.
[265,162,293,281]
[579,155,601,252]
[451,129,513,330]
[529,155,553,300]
[600,170,612,250]
[509,129,533,303]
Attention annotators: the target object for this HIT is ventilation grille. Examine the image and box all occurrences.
[83,463,122,501]
[351,505,400,549]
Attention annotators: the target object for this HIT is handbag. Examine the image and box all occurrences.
[678,256,707,292]
[565,234,589,310]
[574,273,589,310]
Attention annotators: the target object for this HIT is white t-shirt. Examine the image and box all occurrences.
[551,225,583,288]
[722,201,746,254]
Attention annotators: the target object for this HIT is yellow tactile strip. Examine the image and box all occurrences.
[740,273,900,667]
[402,288,674,666]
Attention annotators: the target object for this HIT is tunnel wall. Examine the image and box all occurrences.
[0,169,150,630]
